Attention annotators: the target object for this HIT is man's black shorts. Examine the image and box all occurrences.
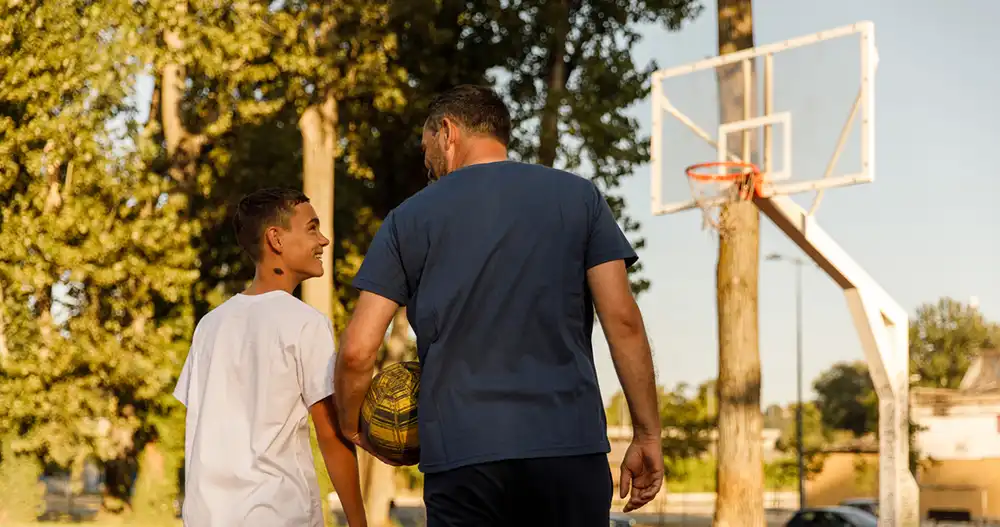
[423,453,613,527]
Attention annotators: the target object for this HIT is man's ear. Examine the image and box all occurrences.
[441,117,461,146]
[264,226,282,254]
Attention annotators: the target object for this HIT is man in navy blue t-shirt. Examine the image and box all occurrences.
[334,85,663,525]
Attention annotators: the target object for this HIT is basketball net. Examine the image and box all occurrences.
[685,161,763,237]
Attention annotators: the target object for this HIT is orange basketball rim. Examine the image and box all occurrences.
[685,161,763,201]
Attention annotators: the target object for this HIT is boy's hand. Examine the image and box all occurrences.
[310,398,367,527]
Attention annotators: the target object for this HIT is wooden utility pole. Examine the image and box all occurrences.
[713,1,765,526]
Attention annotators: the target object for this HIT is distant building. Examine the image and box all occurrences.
[914,345,1000,461]
[911,342,1000,521]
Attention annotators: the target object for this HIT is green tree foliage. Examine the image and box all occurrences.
[772,402,838,480]
[910,297,1000,389]
[2,0,402,519]
[605,381,714,475]
[338,0,520,325]
[813,361,878,437]
[136,0,405,322]
[659,382,715,464]
[501,0,703,295]
[0,0,199,477]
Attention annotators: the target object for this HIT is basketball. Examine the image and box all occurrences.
[360,361,421,466]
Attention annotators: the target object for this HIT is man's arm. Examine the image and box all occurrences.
[310,396,367,527]
[334,291,400,445]
[587,259,659,439]
[588,259,664,512]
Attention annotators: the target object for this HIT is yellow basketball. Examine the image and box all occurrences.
[360,361,421,466]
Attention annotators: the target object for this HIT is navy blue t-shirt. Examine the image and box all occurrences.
[352,160,638,473]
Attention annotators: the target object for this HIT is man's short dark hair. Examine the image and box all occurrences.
[425,85,511,146]
[233,188,310,262]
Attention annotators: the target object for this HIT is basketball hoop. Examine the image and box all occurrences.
[684,161,763,234]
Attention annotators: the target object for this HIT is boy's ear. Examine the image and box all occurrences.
[264,226,282,254]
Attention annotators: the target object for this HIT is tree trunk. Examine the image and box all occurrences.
[359,308,409,527]
[299,93,337,318]
[161,2,206,211]
[162,28,205,191]
[713,1,764,527]
[537,0,571,167]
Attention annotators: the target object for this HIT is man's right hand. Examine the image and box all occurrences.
[348,429,403,467]
[619,433,664,513]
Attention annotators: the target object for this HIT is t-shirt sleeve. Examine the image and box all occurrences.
[298,315,337,408]
[585,183,639,270]
[172,349,192,407]
[352,210,409,305]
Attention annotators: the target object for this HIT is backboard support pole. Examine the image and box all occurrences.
[753,194,919,527]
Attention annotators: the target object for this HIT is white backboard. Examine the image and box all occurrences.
[650,21,878,216]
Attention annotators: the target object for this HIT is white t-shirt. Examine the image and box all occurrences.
[173,290,336,527]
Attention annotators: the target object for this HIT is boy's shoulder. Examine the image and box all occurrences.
[195,291,329,335]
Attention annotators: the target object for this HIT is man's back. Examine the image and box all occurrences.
[352,160,638,473]
[174,290,335,527]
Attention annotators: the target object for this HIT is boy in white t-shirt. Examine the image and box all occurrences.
[173,188,366,527]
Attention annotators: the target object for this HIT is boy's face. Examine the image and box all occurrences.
[271,202,329,280]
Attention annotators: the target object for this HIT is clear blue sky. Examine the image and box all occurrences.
[591,0,1000,407]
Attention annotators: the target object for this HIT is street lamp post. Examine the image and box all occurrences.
[765,252,807,510]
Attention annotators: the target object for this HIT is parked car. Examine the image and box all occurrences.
[786,506,877,526]
[840,498,878,517]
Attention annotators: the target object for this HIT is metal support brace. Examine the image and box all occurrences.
[755,195,919,527]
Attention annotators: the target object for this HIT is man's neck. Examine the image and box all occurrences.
[455,141,508,171]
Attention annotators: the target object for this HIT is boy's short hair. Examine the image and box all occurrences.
[233,188,310,262]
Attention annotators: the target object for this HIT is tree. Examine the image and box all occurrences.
[0,0,199,499]
[713,0,764,525]
[812,361,926,473]
[772,402,837,480]
[814,361,878,437]
[910,297,1000,389]
[291,0,406,322]
[659,382,715,475]
[605,381,714,464]
[503,0,702,295]
[2,1,405,521]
